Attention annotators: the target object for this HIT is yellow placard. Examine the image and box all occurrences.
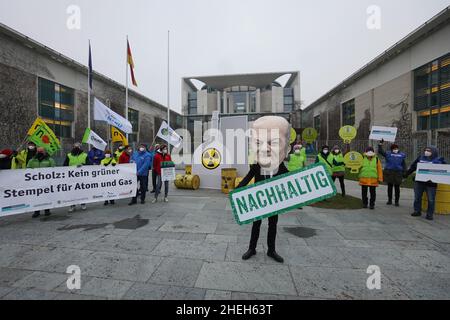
[344,151,364,173]
[339,126,357,144]
[302,128,318,144]
[111,126,128,146]
[290,128,297,144]
[27,117,47,136]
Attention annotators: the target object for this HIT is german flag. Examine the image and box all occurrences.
[127,40,138,87]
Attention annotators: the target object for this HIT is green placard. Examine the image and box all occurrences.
[229,163,337,225]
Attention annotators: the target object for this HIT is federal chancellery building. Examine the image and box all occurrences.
[302,6,450,161]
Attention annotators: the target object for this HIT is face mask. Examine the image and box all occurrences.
[366,151,375,157]
[334,150,340,154]
[298,145,303,149]
[28,146,36,151]
[105,154,111,158]
[119,147,124,151]
[323,150,329,155]
[127,149,133,154]
[294,150,301,155]
[139,148,145,152]
[162,150,168,154]
[0,154,6,159]
[425,151,432,157]
[393,149,399,154]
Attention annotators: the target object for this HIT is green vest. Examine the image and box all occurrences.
[331,153,345,173]
[114,150,123,161]
[359,157,379,179]
[287,153,305,172]
[317,154,333,175]
[68,153,88,166]
[27,157,55,169]
[101,158,117,166]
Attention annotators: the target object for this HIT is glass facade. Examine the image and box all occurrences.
[415,53,450,130]
[128,108,139,144]
[38,78,74,138]
[342,99,355,126]
[188,92,197,115]
[284,88,294,112]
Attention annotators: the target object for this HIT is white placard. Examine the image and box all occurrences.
[369,126,398,142]
[416,163,450,185]
[229,164,336,225]
[161,167,176,182]
[0,164,137,217]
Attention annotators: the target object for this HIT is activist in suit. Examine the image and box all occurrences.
[237,116,291,264]
[27,147,55,218]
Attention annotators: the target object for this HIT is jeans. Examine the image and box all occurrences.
[362,186,376,207]
[414,182,437,216]
[132,175,149,202]
[388,184,401,203]
[155,175,169,199]
[151,170,157,191]
[332,175,346,195]
[249,215,278,253]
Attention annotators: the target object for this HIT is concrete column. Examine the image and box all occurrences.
[246,92,250,113]
[256,89,261,113]
[223,92,228,114]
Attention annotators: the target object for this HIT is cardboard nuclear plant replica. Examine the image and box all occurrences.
[191,112,250,190]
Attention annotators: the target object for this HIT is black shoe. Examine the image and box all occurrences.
[150,190,156,194]
[44,210,51,217]
[128,201,137,206]
[363,204,368,209]
[426,215,434,221]
[267,251,284,263]
[386,201,393,205]
[104,201,109,206]
[395,202,400,207]
[242,249,257,260]
[141,200,146,205]
[110,201,115,205]
[411,212,421,217]
[32,212,40,219]
[370,206,375,210]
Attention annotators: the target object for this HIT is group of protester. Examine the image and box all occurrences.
[286,141,446,221]
[0,141,172,218]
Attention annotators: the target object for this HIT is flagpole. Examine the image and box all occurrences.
[88,40,91,131]
[125,35,129,142]
[167,30,171,149]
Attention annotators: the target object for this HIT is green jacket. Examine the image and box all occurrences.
[287,153,306,172]
[27,156,55,168]
[316,153,333,175]
[66,152,88,166]
[330,153,346,173]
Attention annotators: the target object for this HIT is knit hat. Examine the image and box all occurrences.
[0,149,13,157]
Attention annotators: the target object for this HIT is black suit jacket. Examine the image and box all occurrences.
[237,163,289,188]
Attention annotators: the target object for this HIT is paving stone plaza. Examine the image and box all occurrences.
[0,179,449,300]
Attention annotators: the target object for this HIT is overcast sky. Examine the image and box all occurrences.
[0,0,449,113]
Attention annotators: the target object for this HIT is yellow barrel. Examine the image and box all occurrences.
[422,184,450,215]
[234,177,256,189]
[174,174,200,190]
[185,165,192,175]
[222,168,237,194]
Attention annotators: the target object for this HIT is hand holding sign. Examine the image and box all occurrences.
[370,126,398,143]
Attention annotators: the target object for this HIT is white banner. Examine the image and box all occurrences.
[416,163,450,185]
[0,164,138,217]
[157,121,183,148]
[94,98,133,134]
[369,126,398,142]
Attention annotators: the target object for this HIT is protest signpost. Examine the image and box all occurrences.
[339,126,357,144]
[369,126,398,142]
[416,163,450,185]
[344,151,364,173]
[0,164,137,217]
[229,164,336,225]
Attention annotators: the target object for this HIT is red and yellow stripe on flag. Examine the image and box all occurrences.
[127,40,138,87]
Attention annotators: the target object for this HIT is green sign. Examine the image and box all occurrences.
[302,128,318,143]
[28,123,61,156]
[229,164,337,225]
[344,151,364,173]
[339,126,357,144]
